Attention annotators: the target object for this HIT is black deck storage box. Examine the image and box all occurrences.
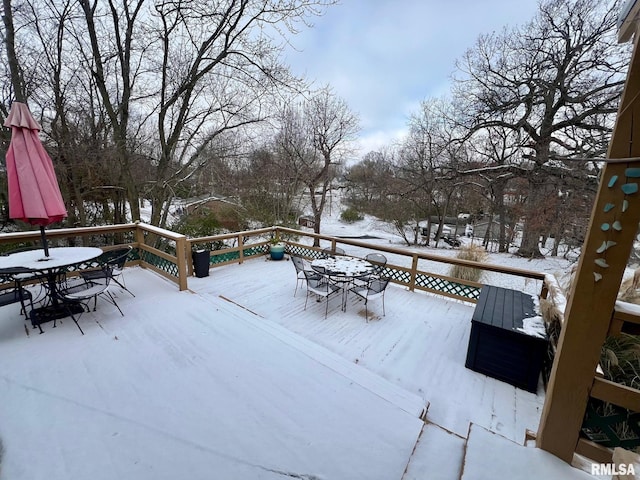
[465,285,548,393]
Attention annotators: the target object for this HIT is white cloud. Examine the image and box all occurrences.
[284,0,541,163]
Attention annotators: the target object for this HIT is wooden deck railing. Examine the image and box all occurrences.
[0,222,550,300]
[0,222,189,291]
[187,225,548,303]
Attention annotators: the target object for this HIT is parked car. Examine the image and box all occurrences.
[441,233,461,247]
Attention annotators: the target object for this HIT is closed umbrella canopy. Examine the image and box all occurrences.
[4,102,67,255]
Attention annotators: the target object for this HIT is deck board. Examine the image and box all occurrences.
[191,258,545,442]
[0,267,424,480]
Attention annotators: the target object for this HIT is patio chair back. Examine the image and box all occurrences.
[291,255,314,296]
[57,269,124,334]
[365,253,387,275]
[1,246,44,301]
[0,267,35,320]
[80,246,134,297]
[291,255,307,275]
[350,277,390,322]
[303,269,340,318]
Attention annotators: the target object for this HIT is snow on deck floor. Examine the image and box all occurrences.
[191,257,545,444]
[0,267,424,480]
[461,424,595,480]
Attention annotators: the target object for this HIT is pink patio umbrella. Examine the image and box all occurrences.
[4,102,67,257]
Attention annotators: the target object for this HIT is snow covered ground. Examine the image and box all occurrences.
[304,204,576,296]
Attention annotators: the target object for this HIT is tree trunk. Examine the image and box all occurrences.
[517,175,554,258]
[2,0,25,102]
[483,215,493,248]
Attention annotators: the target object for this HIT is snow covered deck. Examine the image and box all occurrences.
[0,260,595,479]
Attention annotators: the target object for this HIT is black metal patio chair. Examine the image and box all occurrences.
[80,246,135,297]
[353,252,388,288]
[56,270,124,334]
[349,277,390,322]
[0,267,35,321]
[291,255,321,296]
[303,269,341,318]
[1,247,47,303]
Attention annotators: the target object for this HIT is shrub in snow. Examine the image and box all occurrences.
[449,244,488,283]
[340,207,363,223]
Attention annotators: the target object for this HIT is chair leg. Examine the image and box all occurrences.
[103,291,124,316]
[382,292,386,316]
[113,277,135,297]
[71,314,84,335]
[324,294,329,318]
[18,292,32,321]
[60,302,84,335]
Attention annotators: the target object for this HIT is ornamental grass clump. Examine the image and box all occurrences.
[449,243,488,283]
[585,334,640,452]
[600,333,640,390]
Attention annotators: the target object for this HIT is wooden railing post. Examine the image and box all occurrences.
[175,235,189,291]
[134,221,145,261]
[238,234,245,264]
[409,254,418,292]
[185,239,194,276]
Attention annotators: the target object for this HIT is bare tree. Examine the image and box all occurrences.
[397,98,463,247]
[3,0,336,228]
[453,0,627,257]
[278,88,359,244]
[76,0,147,222]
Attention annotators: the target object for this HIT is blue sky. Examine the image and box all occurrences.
[283,0,541,159]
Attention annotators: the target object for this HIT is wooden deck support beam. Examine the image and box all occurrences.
[537,31,640,462]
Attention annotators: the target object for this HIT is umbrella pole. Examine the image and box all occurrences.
[40,226,50,257]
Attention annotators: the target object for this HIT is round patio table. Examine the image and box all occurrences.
[311,257,373,311]
[0,247,103,332]
[0,247,103,270]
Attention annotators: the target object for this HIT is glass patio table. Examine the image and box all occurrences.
[0,247,103,331]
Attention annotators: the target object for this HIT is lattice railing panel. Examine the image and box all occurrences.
[140,250,179,277]
[244,245,268,258]
[285,245,323,259]
[211,250,240,264]
[415,273,480,300]
[383,267,412,284]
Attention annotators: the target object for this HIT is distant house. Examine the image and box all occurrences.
[298,215,315,228]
